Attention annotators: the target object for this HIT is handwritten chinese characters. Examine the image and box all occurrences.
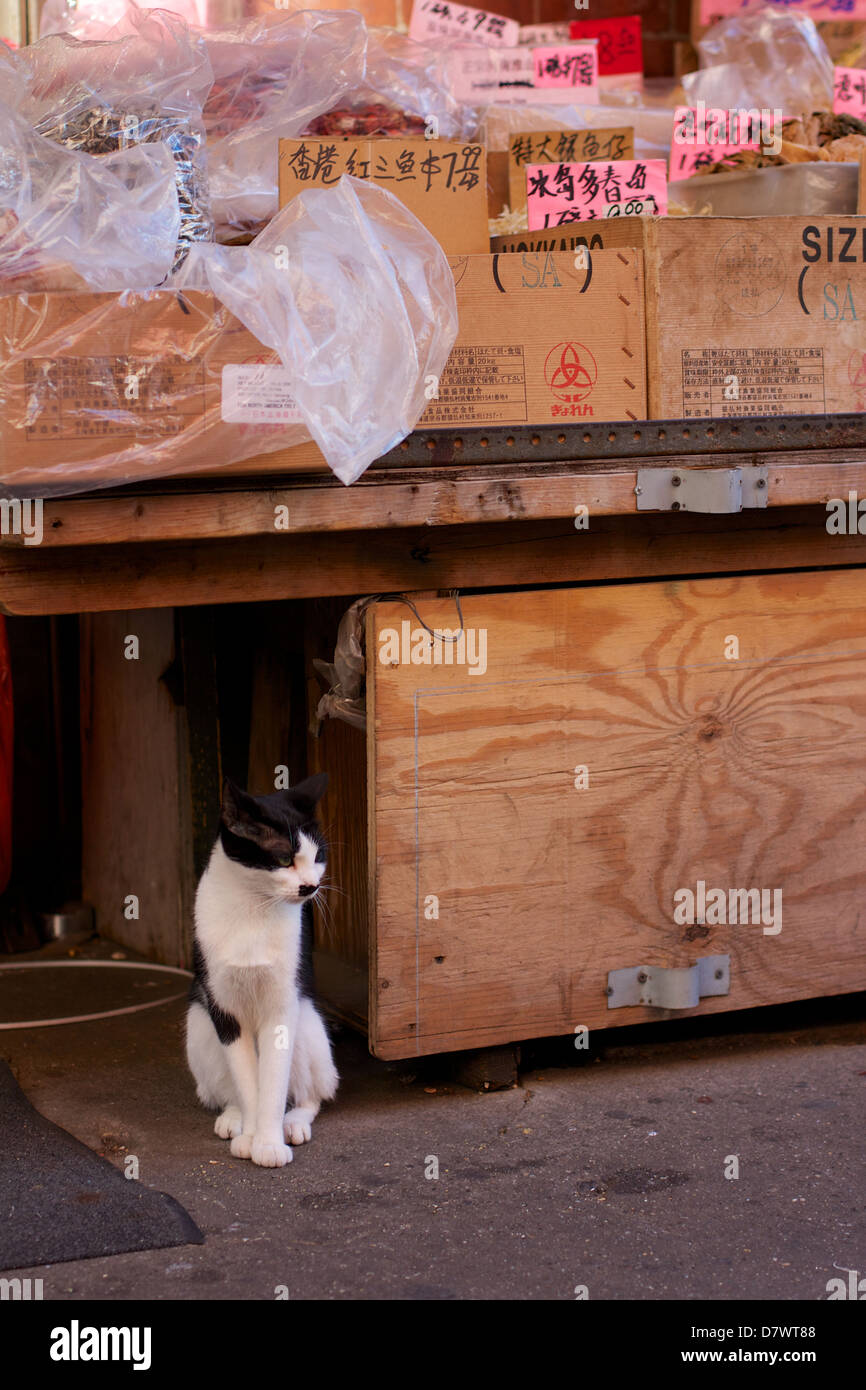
[525,158,667,228]
[508,127,635,210]
[409,0,519,47]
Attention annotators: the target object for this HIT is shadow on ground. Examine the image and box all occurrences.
[2,980,864,1300]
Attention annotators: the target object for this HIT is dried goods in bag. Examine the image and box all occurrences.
[0,99,181,292]
[4,6,213,270]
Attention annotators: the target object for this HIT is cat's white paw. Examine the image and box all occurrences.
[215,1106,243,1140]
[230,1133,254,1160]
[283,1110,312,1145]
[251,1136,293,1168]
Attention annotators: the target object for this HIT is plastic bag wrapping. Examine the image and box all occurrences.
[202,11,367,242]
[38,0,204,38]
[670,159,859,217]
[684,9,834,115]
[6,6,213,270]
[174,176,458,486]
[303,26,471,141]
[0,177,457,497]
[480,102,674,164]
[313,598,370,733]
[0,102,181,293]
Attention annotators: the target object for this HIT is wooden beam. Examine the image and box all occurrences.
[10,449,866,548]
[3,507,866,617]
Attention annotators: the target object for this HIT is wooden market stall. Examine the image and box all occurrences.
[3,413,866,1058]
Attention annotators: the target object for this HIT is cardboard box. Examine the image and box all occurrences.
[417,249,646,427]
[221,246,647,473]
[278,139,489,256]
[491,219,644,256]
[0,290,310,491]
[595,216,866,419]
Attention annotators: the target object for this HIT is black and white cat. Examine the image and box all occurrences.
[185,775,338,1168]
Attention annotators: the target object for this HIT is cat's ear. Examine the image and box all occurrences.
[286,772,329,816]
[221,778,259,834]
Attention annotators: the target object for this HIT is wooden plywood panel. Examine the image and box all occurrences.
[368,571,866,1058]
[305,599,369,1029]
[80,609,193,967]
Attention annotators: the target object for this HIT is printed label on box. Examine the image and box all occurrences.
[569,16,643,76]
[420,345,528,424]
[22,355,204,441]
[221,365,303,426]
[526,158,667,227]
[680,347,826,416]
[409,0,519,47]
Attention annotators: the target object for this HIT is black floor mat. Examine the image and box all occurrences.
[0,1061,203,1271]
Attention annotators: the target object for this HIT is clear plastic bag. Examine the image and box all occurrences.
[202,10,367,242]
[7,6,213,270]
[38,0,203,39]
[0,99,181,292]
[684,8,835,115]
[174,176,458,487]
[0,177,458,496]
[313,598,371,733]
[480,101,675,163]
[303,26,470,142]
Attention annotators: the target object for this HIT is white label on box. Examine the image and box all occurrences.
[221,365,303,426]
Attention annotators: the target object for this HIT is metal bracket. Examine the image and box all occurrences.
[635,467,768,513]
[606,955,731,1010]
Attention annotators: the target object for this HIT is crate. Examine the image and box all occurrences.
[317,570,866,1059]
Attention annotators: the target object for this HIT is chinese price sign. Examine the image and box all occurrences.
[449,43,599,104]
[833,65,866,117]
[525,158,667,227]
[669,106,764,181]
[569,16,643,77]
[508,127,634,210]
[700,0,866,25]
[409,0,519,47]
[532,44,598,90]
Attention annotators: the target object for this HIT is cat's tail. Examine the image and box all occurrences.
[186,1000,236,1111]
[291,996,339,1107]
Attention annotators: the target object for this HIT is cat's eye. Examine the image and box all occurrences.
[275,855,294,868]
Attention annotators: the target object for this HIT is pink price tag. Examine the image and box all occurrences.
[834,65,866,119]
[532,44,598,93]
[408,0,519,48]
[526,158,667,228]
[669,106,766,182]
[700,0,866,23]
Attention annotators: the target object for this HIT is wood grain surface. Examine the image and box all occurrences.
[368,570,866,1057]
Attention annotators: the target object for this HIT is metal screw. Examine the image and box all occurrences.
[756,478,766,488]
[671,501,681,511]
[672,476,681,486]
[637,971,648,984]
[714,969,724,980]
